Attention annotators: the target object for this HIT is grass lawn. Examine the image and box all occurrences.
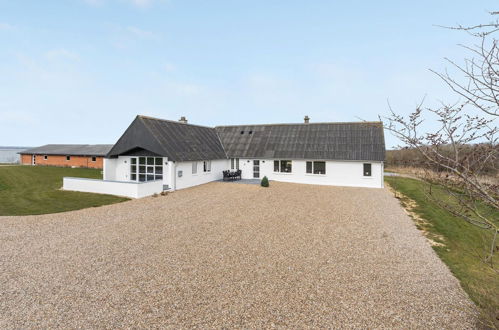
[0,165,128,216]
[385,176,499,327]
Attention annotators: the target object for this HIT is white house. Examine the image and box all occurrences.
[63,115,385,198]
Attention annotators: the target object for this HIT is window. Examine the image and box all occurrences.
[306,161,326,174]
[203,160,211,172]
[306,161,312,173]
[91,156,96,162]
[130,157,163,182]
[192,161,197,174]
[44,155,48,160]
[230,158,240,170]
[280,160,292,173]
[66,156,71,161]
[363,163,372,177]
[274,160,292,173]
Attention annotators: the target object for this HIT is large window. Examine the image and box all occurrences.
[273,160,292,173]
[203,160,211,172]
[130,157,163,182]
[306,161,326,174]
[363,163,372,177]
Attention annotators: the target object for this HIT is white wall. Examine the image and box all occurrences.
[172,159,229,190]
[63,177,163,198]
[104,156,384,190]
[237,159,384,188]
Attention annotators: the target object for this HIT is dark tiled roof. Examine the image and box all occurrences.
[20,144,113,156]
[106,116,227,161]
[215,122,385,161]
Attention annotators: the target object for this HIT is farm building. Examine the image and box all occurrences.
[20,144,113,169]
[63,115,386,198]
[0,146,30,163]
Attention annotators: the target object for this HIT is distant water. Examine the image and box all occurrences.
[0,146,31,163]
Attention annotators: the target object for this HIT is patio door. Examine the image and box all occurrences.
[253,160,260,178]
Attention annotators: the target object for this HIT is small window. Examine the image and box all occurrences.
[249,131,253,134]
[363,163,372,177]
[203,160,211,172]
[44,155,48,160]
[280,160,292,173]
[240,131,244,134]
[231,158,234,170]
[274,160,279,172]
[313,161,326,174]
[91,156,96,162]
[66,156,71,161]
[235,158,239,170]
[306,161,312,174]
[192,161,197,174]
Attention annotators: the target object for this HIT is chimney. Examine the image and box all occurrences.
[179,116,188,124]
[304,115,310,124]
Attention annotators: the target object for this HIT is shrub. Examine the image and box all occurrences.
[261,176,269,187]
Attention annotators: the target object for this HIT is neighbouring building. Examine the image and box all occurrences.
[20,144,113,169]
[63,115,386,198]
[0,146,30,163]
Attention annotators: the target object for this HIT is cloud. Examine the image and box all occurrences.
[0,22,15,31]
[126,26,158,40]
[45,49,80,61]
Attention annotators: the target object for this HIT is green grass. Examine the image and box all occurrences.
[385,176,499,327]
[0,165,128,216]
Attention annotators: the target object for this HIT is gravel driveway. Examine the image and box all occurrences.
[0,182,476,328]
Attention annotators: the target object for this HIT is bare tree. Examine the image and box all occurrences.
[382,12,499,265]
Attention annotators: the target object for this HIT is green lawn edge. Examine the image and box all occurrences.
[0,166,129,216]
[385,176,498,327]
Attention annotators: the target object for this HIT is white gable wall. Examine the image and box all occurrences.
[237,159,384,188]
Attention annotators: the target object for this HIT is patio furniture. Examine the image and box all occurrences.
[223,169,242,181]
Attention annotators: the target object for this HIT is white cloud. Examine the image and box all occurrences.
[45,49,80,61]
[0,22,14,31]
[126,26,158,40]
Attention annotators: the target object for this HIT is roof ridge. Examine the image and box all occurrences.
[138,115,215,130]
[215,121,382,128]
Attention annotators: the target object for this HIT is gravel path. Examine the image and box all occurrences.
[0,182,477,328]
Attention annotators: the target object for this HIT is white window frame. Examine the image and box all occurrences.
[66,155,71,161]
[306,161,326,175]
[192,161,197,174]
[363,163,372,177]
[230,158,240,170]
[44,155,48,160]
[203,160,211,172]
[273,160,292,173]
[130,157,164,182]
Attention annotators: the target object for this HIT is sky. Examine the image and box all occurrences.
[0,0,497,148]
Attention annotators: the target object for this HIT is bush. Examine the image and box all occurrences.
[261,176,269,187]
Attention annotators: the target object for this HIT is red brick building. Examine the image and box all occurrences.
[20,144,113,169]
